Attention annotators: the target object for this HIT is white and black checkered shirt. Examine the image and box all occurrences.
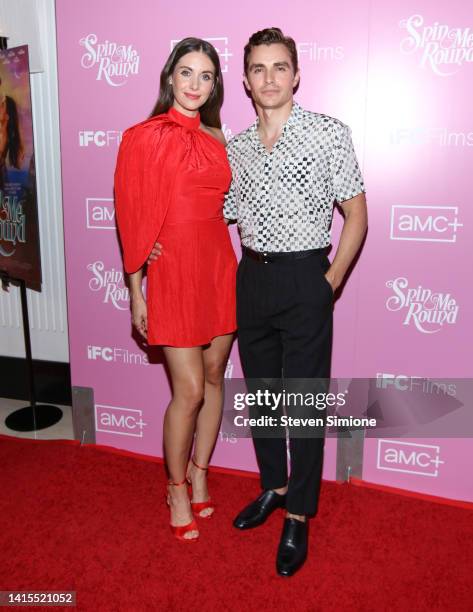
[223,102,365,252]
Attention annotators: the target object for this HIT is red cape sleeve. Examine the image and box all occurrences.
[114,116,183,274]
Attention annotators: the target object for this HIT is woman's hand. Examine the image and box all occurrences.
[131,294,148,339]
[147,241,163,265]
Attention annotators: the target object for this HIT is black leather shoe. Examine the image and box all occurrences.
[276,518,308,577]
[233,490,286,530]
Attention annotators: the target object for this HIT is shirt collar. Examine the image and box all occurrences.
[285,101,304,130]
[249,101,304,150]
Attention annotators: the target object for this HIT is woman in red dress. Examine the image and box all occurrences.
[114,39,237,541]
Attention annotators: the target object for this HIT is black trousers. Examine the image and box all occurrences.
[237,250,333,516]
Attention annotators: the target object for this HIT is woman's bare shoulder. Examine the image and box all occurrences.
[200,124,227,146]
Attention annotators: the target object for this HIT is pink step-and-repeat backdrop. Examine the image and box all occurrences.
[56,0,473,502]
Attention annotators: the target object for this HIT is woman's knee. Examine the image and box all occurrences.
[204,360,226,387]
[173,378,205,410]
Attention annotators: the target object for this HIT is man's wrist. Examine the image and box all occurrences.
[325,267,343,291]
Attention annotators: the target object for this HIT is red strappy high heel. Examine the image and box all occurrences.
[166,477,199,541]
[187,457,215,519]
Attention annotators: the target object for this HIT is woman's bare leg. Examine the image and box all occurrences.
[163,346,204,538]
[188,334,234,515]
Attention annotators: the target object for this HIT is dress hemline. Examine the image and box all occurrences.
[148,326,237,348]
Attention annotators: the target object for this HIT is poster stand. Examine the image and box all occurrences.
[1,271,62,431]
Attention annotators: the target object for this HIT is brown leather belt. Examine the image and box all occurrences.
[242,246,325,264]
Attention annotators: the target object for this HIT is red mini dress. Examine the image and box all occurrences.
[114,107,237,347]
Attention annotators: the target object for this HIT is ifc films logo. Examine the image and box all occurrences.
[79,130,122,147]
[88,345,149,366]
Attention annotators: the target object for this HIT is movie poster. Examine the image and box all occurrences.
[0,45,41,289]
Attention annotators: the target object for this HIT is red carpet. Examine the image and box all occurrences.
[1,434,472,611]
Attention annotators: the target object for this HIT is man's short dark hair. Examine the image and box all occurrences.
[244,27,299,75]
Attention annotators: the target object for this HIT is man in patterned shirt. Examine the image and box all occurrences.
[226,28,367,577]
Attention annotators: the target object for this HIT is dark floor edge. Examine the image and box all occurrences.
[0,356,72,405]
[350,477,473,511]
